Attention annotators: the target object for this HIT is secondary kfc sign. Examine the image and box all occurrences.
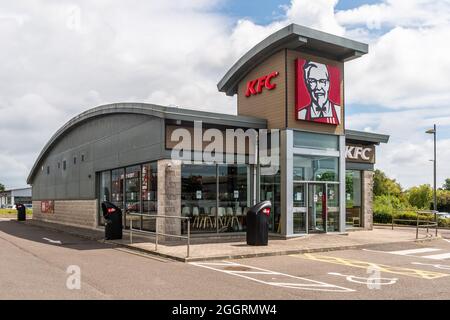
[295,59,342,125]
[245,71,279,97]
[346,144,375,163]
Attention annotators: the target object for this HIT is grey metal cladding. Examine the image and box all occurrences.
[30,112,164,200]
[217,23,369,96]
[27,102,267,186]
[28,102,267,200]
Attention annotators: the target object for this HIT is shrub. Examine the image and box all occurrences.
[393,212,432,225]
[373,210,439,226]
[373,211,392,224]
[438,218,450,228]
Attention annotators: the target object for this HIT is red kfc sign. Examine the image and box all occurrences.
[245,71,279,97]
[295,59,342,125]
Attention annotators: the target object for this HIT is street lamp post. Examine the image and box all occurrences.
[426,124,437,236]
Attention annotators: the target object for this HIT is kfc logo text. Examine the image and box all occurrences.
[245,71,279,97]
[346,145,374,163]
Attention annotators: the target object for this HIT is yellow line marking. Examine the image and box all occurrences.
[291,253,449,280]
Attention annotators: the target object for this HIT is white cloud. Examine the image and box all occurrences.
[376,138,450,189]
[347,108,450,188]
[287,0,345,35]
[0,1,237,187]
[0,153,29,189]
[336,0,450,30]
[0,0,449,190]
[345,25,450,109]
[336,0,450,188]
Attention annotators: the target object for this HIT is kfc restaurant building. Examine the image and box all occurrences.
[28,24,388,238]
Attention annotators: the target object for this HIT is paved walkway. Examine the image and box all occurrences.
[21,219,444,262]
[124,226,443,261]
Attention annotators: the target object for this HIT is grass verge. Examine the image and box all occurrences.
[0,208,33,216]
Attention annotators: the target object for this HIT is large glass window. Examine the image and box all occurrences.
[142,162,158,231]
[293,131,339,151]
[125,165,141,229]
[181,164,251,234]
[142,163,157,214]
[181,164,217,233]
[346,170,362,228]
[327,184,340,231]
[99,163,157,230]
[293,155,339,182]
[111,168,124,210]
[218,164,250,233]
[98,171,111,226]
[293,183,306,234]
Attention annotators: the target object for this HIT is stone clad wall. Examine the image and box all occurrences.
[32,200,97,229]
[157,160,182,237]
[363,170,374,230]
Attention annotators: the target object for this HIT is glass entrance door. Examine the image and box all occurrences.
[308,183,326,233]
[293,183,307,234]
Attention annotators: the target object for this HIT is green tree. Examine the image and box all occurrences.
[407,184,432,209]
[0,183,4,192]
[443,178,450,191]
[373,169,402,197]
[437,189,450,212]
[374,194,402,211]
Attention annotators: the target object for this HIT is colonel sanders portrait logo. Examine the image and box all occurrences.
[295,59,341,125]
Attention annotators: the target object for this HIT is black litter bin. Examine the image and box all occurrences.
[16,204,26,221]
[101,201,123,240]
[246,200,271,246]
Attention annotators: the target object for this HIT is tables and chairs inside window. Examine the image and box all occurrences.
[181,164,251,234]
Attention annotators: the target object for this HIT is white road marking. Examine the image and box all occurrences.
[191,262,239,266]
[328,272,398,286]
[364,247,450,261]
[443,239,450,243]
[42,237,62,245]
[227,271,274,274]
[387,248,442,255]
[412,262,450,271]
[421,252,450,260]
[190,261,355,292]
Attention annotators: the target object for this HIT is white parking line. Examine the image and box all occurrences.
[364,247,450,261]
[421,252,450,260]
[387,248,442,255]
[412,262,450,271]
[190,261,355,293]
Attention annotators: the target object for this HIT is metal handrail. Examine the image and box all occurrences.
[391,209,439,239]
[126,213,190,258]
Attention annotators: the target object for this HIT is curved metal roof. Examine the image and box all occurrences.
[27,102,267,184]
[217,23,368,96]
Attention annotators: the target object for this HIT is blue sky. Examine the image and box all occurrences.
[335,0,381,10]
[220,0,382,24]
[217,0,290,24]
